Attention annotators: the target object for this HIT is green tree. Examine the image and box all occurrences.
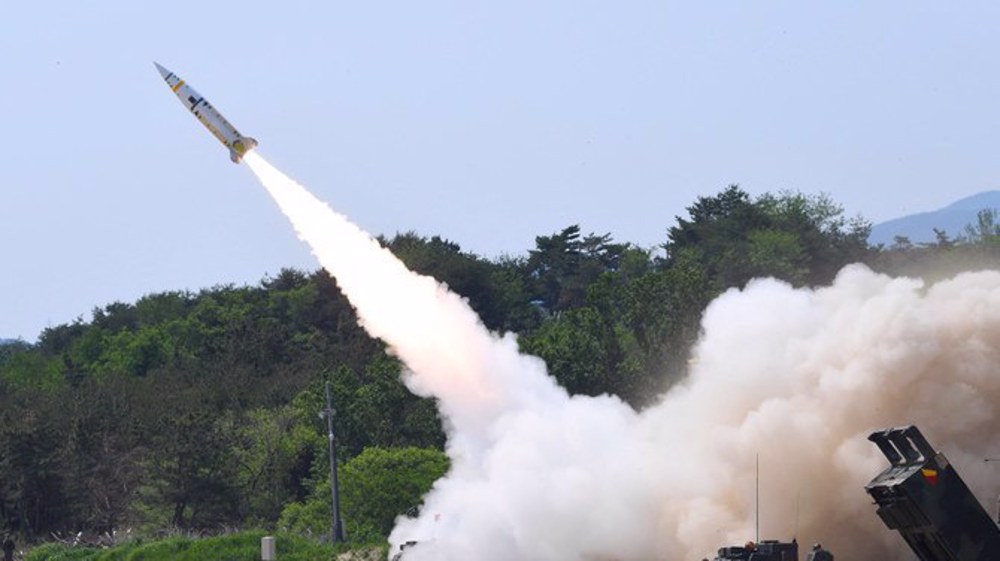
[279,447,448,543]
[58,376,148,533]
[0,390,72,537]
[0,348,65,390]
[225,406,324,525]
[299,358,444,460]
[527,225,630,312]
[755,190,870,284]
[520,306,621,398]
[666,186,870,289]
[143,409,240,529]
[963,208,1000,246]
[485,256,544,333]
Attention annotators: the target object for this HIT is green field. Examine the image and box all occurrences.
[23,532,384,561]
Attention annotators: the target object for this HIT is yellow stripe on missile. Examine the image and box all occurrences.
[172,80,185,93]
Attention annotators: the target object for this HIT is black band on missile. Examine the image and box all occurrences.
[165,73,174,82]
[189,97,203,112]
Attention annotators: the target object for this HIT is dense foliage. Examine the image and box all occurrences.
[3,186,999,549]
[279,447,449,543]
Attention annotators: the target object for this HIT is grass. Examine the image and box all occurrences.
[24,531,383,561]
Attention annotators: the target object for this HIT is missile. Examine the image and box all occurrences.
[154,62,258,163]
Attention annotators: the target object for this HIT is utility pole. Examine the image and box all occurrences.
[322,381,345,542]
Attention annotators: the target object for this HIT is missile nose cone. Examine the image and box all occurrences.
[153,62,171,80]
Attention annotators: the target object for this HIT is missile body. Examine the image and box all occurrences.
[155,62,258,163]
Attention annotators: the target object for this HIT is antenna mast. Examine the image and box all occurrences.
[756,453,760,543]
[794,492,801,541]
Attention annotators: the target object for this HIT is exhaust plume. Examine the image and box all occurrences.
[245,151,1000,560]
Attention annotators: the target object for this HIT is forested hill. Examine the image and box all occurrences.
[3,186,1000,543]
[869,190,1000,246]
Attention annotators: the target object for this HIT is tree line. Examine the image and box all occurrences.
[2,185,999,544]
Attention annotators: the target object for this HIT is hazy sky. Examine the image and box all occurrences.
[2,1,998,341]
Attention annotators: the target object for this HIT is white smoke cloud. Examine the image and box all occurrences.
[245,152,1000,561]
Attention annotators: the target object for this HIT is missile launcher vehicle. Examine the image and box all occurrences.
[865,425,1000,561]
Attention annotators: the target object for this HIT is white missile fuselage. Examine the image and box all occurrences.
[155,63,257,163]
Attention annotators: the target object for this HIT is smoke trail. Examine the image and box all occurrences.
[244,151,1000,560]
[243,152,566,461]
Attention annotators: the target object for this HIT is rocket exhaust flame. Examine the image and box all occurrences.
[245,150,1000,561]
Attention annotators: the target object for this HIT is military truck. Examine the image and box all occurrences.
[865,425,1000,561]
[713,424,1000,561]
[712,539,799,561]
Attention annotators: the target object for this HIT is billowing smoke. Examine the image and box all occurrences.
[244,151,1000,560]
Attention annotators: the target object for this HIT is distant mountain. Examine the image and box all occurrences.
[869,191,1000,246]
[0,338,19,346]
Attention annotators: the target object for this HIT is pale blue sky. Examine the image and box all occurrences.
[2,1,998,341]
